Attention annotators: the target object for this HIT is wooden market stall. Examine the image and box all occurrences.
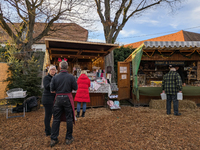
[44,38,118,107]
[118,41,200,105]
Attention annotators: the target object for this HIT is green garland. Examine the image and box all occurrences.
[142,50,200,59]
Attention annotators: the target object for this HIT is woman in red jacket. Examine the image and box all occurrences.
[74,70,90,117]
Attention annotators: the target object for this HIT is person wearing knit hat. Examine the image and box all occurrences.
[42,65,57,136]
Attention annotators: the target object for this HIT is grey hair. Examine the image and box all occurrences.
[59,61,68,69]
[48,65,56,73]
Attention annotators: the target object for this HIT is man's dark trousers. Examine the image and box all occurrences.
[166,94,179,115]
[51,95,73,141]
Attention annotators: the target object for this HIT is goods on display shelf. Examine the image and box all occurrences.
[138,74,146,86]
[150,81,162,87]
[87,73,96,80]
[137,61,200,87]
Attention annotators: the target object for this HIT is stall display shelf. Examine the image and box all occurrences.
[143,70,168,72]
[188,69,198,84]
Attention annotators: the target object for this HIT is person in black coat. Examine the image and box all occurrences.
[42,65,57,136]
[175,66,186,86]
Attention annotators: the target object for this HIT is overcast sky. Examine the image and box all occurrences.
[87,0,200,46]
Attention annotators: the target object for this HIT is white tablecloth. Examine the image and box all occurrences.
[72,84,112,96]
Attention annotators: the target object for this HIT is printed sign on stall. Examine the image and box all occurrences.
[120,67,127,73]
[121,74,127,79]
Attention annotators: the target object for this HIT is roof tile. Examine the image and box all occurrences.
[124,30,200,48]
[0,23,88,44]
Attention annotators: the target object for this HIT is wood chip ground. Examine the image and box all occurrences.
[0,106,200,150]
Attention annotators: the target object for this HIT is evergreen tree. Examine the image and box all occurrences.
[4,45,42,97]
[0,45,9,62]
[5,45,25,91]
[114,46,135,81]
[23,57,42,96]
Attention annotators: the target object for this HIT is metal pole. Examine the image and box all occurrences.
[6,108,8,119]
[23,103,26,117]
[6,99,8,119]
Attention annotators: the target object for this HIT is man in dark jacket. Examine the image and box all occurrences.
[162,65,182,116]
[50,61,77,147]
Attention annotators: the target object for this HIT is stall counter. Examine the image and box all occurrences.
[131,86,200,105]
[138,86,200,96]
[72,84,112,107]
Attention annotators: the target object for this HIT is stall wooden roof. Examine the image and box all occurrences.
[143,41,200,50]
[124,41,200,62]
[45,38,118,62]
[124,30,200,48]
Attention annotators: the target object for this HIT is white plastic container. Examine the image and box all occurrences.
[7,91,26,97]
[160,93,166,100]
[177,93,183,100]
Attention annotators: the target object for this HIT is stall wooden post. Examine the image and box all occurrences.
[117,62,130,100]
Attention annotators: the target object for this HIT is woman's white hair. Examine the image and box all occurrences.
[48,65,56,73]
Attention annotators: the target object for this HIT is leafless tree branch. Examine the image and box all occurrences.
[0,0,87,51]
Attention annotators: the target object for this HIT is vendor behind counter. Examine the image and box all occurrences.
[175,66,186,85]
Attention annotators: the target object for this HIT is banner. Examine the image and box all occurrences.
[132,44,144,101]
[155,61,184,66]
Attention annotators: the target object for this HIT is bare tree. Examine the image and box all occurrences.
[93,0,182,82]
[94,0,182,44]
[0,0,86,52]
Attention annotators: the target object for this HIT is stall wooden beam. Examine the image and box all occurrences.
[51,54,103,59]
[49,48,108,54]
[71,50,83,62]
[82,50,107,53]
[49,48,79,52]
[77,50,83,55]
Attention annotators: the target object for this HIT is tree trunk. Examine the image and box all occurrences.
[104,50,116,83]
[105,34,116,83]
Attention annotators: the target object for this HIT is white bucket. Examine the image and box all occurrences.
[177,93,183,100]
[160,93,166,100]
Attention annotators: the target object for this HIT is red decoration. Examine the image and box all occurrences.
[64,58,68,61]
[58,58,62,62]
